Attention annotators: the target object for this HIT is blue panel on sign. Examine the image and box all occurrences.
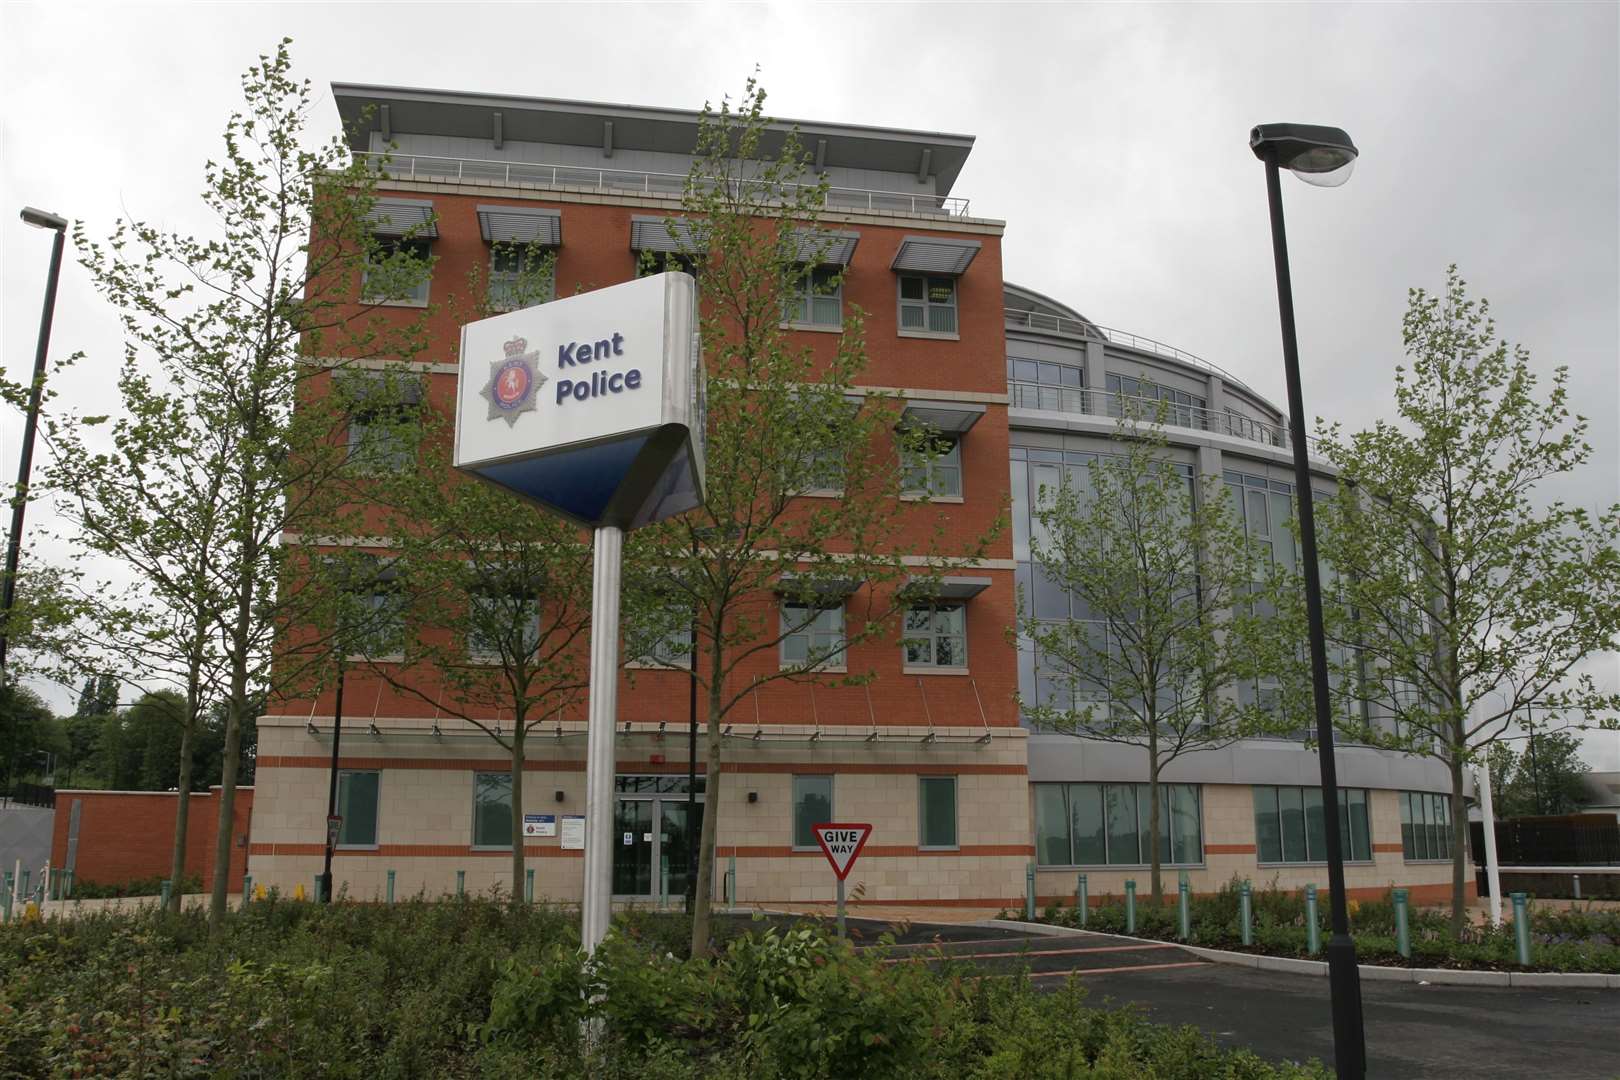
[476,435,651,523]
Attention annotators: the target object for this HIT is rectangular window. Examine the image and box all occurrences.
[489,246,556,311]
[898,274,958,335]
[1254,785,1373,863]
[473,772,513,849]
[363,237,432,304]
[344,373,421,474]
[335,770,379,847]
[1033,782,1203,866]
[467,591,540,663]
[1401,791,1453,861]
[643,604,694,668]
[902,603,967,668]
[346,580,405,660]
[902,435,963,497]
[780,602,846,670]
[784,265,843,326]
[919,776,958,849]
[792,775,833,849]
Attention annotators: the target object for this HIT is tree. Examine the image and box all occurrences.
[0,685,60,789]
[1487,730,1592,818]
[1312,267,1620,935]
[65,39,430,927]
[1018,410,1283,902]
[636,79,1001,957]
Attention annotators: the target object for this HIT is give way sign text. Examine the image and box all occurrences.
[811,822,873,881]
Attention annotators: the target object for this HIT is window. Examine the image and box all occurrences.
[898,274,957,335]
[1253,785,1372,863]
[1008,358,1086,412]
[335,770,380,847]
[363,237,432,305]
[473,772,513,848]
[1400,790,1454,861]
[631,600,693,668]
[467,591,541,663]
[902,433,962,497]
[636,250,700,278]
[489,245,555,311]
[344,579,405,660]
[344,373,421,474]
[919,776,958,849]
[793,776,833,849]
[1105,374,1206,426]
[784,265,842,327]
[903,603,967,669]
[1034,783,1202,867]
[780,602,846,670]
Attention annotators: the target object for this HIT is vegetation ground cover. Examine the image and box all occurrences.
[1016,878,1620,973]
[0,896,1332,1078]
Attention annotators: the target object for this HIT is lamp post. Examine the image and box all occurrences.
[2,207,68,803]
[1249,124,1365,1079]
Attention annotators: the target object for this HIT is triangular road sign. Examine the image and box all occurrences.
[812,822,873,881]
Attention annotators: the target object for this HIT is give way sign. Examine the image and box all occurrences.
[811,822,873,881]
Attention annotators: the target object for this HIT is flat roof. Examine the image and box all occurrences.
[333,83,976,195]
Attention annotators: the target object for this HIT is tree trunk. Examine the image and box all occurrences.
[689,652,724,958]
[510,722,526,906]
[1147,750,1164,905]
[1448,749,1469,939]
[209,690,244,928]
[167,714,197,912]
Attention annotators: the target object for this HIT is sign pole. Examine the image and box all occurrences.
[581,525,623,954]
[836,876,846,940]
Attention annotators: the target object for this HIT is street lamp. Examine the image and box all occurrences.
[1,206,69,803]
[1249,124,1366,1079]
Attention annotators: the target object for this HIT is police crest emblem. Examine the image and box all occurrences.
[482,336,546,425]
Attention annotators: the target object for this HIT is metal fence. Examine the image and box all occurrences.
[1471,814,1620,867]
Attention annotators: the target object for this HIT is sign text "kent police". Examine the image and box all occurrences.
[556,332,641,405]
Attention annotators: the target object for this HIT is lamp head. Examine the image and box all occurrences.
[1250,124,1358,187]
[20,207,68,232]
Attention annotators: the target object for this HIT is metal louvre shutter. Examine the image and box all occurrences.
[790,228,859,266]
[477,206,561,246]
[890,235,981,275]
[366,197,438,238]
[630,215,708,253]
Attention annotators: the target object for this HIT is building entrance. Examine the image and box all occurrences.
[612,774,706,903]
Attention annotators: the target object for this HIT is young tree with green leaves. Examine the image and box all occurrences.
[637,78,1001,957]
[63,39,431,927]
[1312,267,1620,934]
[1018,410,1284,903]
[1486,729,1593,818]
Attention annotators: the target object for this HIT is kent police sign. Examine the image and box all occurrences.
[453,272,704,529]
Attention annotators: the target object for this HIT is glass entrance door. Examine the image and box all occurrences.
[659,799,704,903]
[612,798,653,896]
[613,774,706,902]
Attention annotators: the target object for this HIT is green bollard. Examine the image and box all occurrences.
[63,868,73,899]
[1393,888,1410,958]
[386,870,396,904]
[1305,885,1320,955]
[1077,873,1089,928]
[1125,880,1137,934]
[241,875,252,907]
[1178,873,1191,941]
[525,868,534,904]
[1240,881,1253,946]
[1025,863,1037,920]
[160,879,172,911]
[313,876,323,904]
[726,854,737,913]
[1511,892,1531,967]
[456,870,465,898]
[1,886,9,923]
[19,870,30,902]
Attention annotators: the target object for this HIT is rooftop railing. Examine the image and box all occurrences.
[1008,382,1294,450]
[1004,308,1255,393]
[358,151,971,217]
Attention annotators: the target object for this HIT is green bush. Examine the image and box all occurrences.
[1,900,1331,1078]
[62,872,204,899]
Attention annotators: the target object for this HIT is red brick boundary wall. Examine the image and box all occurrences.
[51,787,254,892]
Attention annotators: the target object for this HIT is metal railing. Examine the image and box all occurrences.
[1008,382,1293,450]
[357,151,971,217]
[1004,308,1255,392]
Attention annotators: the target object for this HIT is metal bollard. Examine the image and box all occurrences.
[1304,884,1320,955]
[19,870,30,903]
[1240,881,1253,946]
[1125,880,1137,934]
[387,870,396,904]
[1511,892,1531,967]
[1,886,9,923]
[63,868,73,899]
[1178,874,1190,941]
[1572,875,1581,900]
[242,875,253,907]
[1025,863,1037,920]
[313,876,323,904]
[726,854,737,913]
[1393,888,1410,958]
[160,879,172,910]
[1077,873,1089,928]
[525,868,534,904]
[456,870,465,898]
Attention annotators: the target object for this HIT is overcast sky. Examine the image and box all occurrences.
[3,3,1616,765]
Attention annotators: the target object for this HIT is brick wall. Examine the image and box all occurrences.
[50,787,254,892]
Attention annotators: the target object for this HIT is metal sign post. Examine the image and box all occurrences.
[453,272,703,955]
[812,822,873,940]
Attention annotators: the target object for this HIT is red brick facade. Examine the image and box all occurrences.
[50,787,254,892]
